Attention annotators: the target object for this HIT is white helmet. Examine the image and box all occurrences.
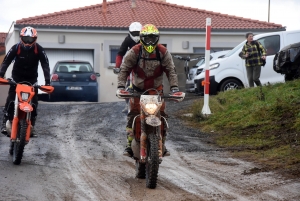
[129,22,142,43]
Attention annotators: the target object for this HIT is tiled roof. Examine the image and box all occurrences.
[15,0,284,30]
[0,33,7,44]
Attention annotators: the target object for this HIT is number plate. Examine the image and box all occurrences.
[66,86,82,90]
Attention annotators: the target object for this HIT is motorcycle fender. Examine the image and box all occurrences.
[131,139,140,159]
[145,115,161,127]
[19,102,33,112]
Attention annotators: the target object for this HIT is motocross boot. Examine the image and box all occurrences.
[123,127,133,157]
[1,114,8,135]
[30,116,37,137]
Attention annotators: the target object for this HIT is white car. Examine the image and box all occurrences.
[185,50,230,93]
[194,29,300,95]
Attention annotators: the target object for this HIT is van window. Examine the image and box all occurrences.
[286,32,300,45]
[257,35,280,56]
[223,41,245,57]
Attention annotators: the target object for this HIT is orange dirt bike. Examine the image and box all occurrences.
[117,88,185,189]
[0,77,54,165]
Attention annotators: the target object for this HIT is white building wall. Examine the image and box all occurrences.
[5,27,248,102]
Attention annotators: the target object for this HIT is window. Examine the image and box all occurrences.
[194,47,231,54]
[110,46,120,63]
[257,35,280,56]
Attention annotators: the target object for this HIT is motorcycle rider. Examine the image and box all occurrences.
[116,24,180,157]
[0,26,51,137]
[115,22,142,113]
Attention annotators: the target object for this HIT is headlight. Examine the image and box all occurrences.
[145,103,158,115]
[21,92,30,101]
[209,63,220,70]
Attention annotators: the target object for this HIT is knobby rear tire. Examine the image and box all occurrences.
[146,128,160,189]
[13,119,27,165]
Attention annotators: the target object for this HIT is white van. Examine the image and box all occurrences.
[194,30,300,95]
[185,50,229,92]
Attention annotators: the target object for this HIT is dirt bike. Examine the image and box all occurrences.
[0,77,54,165]
[117,88,185,189]
[173,55,201,80]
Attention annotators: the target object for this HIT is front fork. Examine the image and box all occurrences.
[10,95,32,143]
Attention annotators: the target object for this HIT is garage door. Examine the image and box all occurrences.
[37,49,94,91]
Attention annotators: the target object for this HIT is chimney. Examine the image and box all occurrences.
[102,0,107,13]
[131,0,136,8]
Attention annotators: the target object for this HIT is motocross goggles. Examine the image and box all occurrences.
[130,31,140,37]
[21,36,37,44]
[141,35,159,45]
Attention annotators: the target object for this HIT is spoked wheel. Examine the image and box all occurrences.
[135,161,146,179]
[13,119,27,165]
[145,128,160,189]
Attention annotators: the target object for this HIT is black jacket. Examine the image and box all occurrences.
[0,43,50,84]
[117,34,139,56]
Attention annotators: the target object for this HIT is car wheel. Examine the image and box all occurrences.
[219,79,243,92]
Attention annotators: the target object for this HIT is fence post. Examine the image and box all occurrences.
[202,18,212,115]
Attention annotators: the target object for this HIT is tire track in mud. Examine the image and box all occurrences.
[49,106,133,200]
[1,101,300,201]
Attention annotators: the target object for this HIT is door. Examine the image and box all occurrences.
[257,35,284,84]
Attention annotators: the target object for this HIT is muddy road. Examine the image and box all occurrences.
[0,98,299,201]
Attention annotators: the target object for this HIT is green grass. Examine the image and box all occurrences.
[182,79,300,175]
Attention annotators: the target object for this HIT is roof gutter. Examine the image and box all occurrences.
[13,24,286,35]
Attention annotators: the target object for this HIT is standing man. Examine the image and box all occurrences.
[240,32,266,87]
[114,22,142,113]
[0,26,50,136]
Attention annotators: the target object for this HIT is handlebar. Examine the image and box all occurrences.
[173,55,201,62]
[118,92,184,100]
[117,88,184,101]
[0,78,54,93]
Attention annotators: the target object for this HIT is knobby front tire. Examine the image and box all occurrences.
[13,119,27,165]
[146,128,160,189]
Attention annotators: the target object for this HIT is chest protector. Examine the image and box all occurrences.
[132,44,166,80]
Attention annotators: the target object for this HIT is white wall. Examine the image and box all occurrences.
[4,27,262,102]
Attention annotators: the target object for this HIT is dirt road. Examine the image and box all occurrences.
[0,98,299,201]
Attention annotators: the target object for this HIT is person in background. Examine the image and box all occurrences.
[116,24,181,157]
[115,22,142,113]
[240,32,266,87]
[0,26,50,137]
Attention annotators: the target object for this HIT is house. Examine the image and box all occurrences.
[0,32,6,63]
[4,0,285,102]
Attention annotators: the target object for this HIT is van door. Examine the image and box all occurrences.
[257,35,284,84]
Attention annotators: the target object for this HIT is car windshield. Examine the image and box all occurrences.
[195,58,205,66]
[55,63,93,73]
[223,40,246,58]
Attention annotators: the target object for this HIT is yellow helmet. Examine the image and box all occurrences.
[140,24,159,53]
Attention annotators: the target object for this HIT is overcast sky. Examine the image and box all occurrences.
[0,0,299,32]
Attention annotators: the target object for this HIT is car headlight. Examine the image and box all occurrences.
[21,92,30,101]
[209,63,220,70]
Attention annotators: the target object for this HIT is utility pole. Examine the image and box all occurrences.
[268,0,270,22]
